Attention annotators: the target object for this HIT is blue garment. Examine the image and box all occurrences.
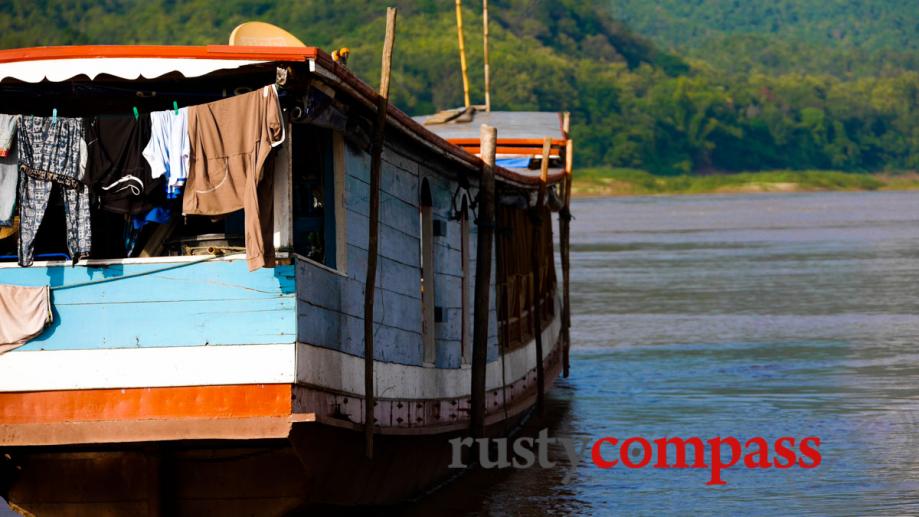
[131,206,171,231]
[125,206,172,256]
[143,108,189,200]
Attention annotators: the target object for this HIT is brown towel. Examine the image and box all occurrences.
[183,85,285,271]
[0,284,52,354]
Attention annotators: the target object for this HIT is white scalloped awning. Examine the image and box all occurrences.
[0,58,269,83]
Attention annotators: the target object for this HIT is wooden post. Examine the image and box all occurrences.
[364,6,397,460]
[455,0,471,108]
[471,124,496,438]
[561,113,573,378]
[531,138,550,414]
[482,0,491,112]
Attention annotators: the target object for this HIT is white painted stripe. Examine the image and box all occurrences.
[0,306,561,400]
[296,313,561,399]
[0,344,296,392]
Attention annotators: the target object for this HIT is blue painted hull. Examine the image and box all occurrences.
[0,259,297,351]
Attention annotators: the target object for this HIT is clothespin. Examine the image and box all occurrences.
[173,101,179,115]
[51,108,57,124]
[133,107,139,120]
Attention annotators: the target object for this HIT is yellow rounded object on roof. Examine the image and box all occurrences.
[229,22,306,47]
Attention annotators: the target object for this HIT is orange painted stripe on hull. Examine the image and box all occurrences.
[0,384,292,425]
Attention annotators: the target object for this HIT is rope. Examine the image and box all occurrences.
[559,206,573,222]
[50,254,237,291]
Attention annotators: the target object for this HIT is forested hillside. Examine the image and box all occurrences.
[605,0,919,76]
[0,0,917,174]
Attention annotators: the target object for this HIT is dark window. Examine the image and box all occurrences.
[292,124,336,267]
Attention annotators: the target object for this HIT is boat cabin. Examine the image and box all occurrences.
[0,44,571,513]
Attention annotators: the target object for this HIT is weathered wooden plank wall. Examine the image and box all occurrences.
[425,171,463,368]
[297,138,500,368]
[298,141,424,365]
[0,260,297,351]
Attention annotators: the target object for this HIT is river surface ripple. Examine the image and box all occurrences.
[421,191,919,516]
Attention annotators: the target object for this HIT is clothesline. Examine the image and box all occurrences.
[0,83,285,270]
[0,78,290,116]
[50,253,236,291]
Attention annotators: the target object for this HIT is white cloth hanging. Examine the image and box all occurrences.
[0,284,52,354]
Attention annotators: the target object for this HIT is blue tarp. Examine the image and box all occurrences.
[496,157,531,168]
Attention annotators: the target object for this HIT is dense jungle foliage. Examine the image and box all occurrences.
[1,0,917,174]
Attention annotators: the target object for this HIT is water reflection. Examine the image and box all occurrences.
[415,191,919,515]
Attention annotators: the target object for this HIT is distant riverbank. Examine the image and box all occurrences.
[572,168,919,197]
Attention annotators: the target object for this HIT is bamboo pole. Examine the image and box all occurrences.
[531,138,551,414]
[561,113,573,378]
[364,6,397,460]
[455,0,471,108]
[471,124,496,438]
[482,0,491,112]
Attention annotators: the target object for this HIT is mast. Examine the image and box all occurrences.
[364,6,398,460]
[471,124,496,438]
[455,0,471,108]
[561,113,573,377]
[482,0,491,112]
[532,138,551,414]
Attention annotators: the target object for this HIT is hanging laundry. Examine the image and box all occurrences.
[17,115,91,267]
[0,284,52,354]
[0,114,19,226]
[184,85,285,271]
[125,206,172,256]
[84,114,162,215]
[132,206,171,231]
[0,114,18,158]
[143,107,189,200]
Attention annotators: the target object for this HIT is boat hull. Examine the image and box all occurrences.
[1,340,562,515]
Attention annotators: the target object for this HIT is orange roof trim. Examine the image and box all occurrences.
[448,138,568,147]
[0,44,321,64]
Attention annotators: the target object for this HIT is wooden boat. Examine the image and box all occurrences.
[0,42,573,515]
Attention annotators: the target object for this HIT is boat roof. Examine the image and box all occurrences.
[0,45,567,188]
[413,110,568,180]
[414,111,565,141]
[0,45,315,82]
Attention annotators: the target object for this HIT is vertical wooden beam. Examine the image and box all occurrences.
[471,124,496,438]
[482,0,491,112]
[561,113,573,378]
[333,132,348,274]
[455,0,471,109]
[364,6,397,460]
[271,121,293,253]
[461,199,472,365]
[531,138,550,414]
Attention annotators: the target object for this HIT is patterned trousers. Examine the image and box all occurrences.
[18,172,92,267]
